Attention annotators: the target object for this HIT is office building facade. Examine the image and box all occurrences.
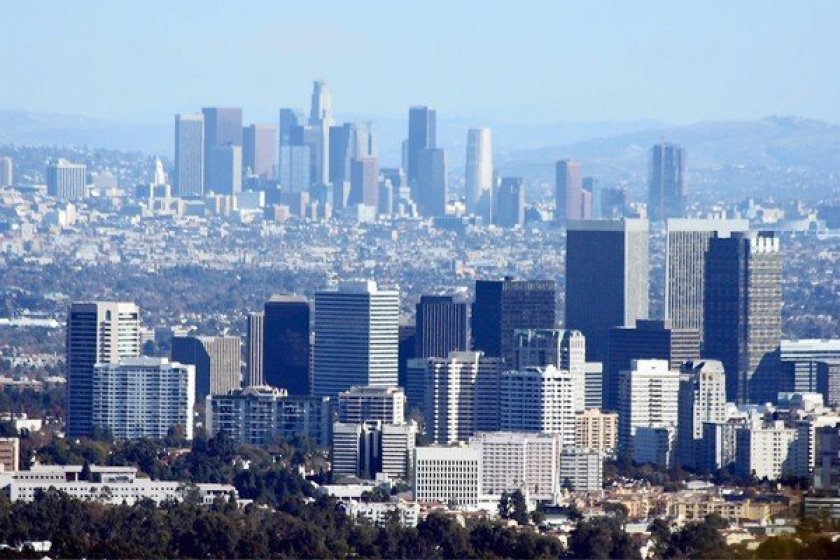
[414,295,469,359]
[46,159,87,200]
[263,295,310,394]
[648,143,686,221]
[174,113,204,196]
[171,335,241,400]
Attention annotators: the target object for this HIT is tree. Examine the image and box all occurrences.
[569,516,641,560]
[498,490,529,524]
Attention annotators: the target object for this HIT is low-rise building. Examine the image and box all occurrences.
[559,447,602,493]
[413,446,481,507]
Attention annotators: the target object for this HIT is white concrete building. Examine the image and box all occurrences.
[92,357,195,440]
[424,351,503,444]
[677,360,727,469]
[469,431,561,502]
[339,385,405,425]
[559,447,603,493]
[413,446,481,507]
[381,422,417,480]
[513,329,586,412]
[618,359,680,455]
[499,366,576,448]
[735,420,798,480]
[0,465,234,506]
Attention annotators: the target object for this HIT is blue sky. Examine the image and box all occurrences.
[2,1,838,125]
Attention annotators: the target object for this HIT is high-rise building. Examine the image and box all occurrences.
[278,108,303,147]
[470,431,561,501]
[665,219,750,340]
[207,387,332,447]
[555,160,583,223]
[278,145,310,192]
[676,360,727,469]
[263,295,310,395]
[413,446,480,507]
[704,232,782,404]
[205,144,242,194]
[472,277,557,365]
[245,312,264,387]
[0,438,19,471]
[46,159,87,200]
[566,219,649,365]
[242,123,277,180]
[312,281,399,398]
[66,302,141,437]
[499,366,576,448]
[617,359,680,456]
[414,296,468,359]
[174,113,204,196]
[583,177,601,218]
[171,335,241,400]
[92,357,195,440]
[309,80,333,126]
[465,128,493,221]
[407,106,436,191]
[202,107,243,192]
[349,156,379,207]
[328,122,374,187]
[416,148,446,217]
[648,143,686,221]
[559,448,603,492]
[780,339,840,395]
[494,177,524,228]
[575,408,618,455]
[424,351,503,444]
[0,157,12,187]
[735,420,798,481]
[514,329,586,412]
[605,320,700,411]
[338,385,405,425]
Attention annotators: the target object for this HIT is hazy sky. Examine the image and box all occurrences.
[2,1,838,125]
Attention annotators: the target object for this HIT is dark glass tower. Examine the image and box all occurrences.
[407,106,436,197]
[704,232,782,404]
[648,143,686,221]
[472,277,556,365]
[565,219,650,364]
[415,296,469,359]
[263,295,311,395]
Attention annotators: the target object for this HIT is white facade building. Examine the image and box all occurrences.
[499,366,576,448]
[313,281,399,398]
[559,447,603,493]
[677,360,727,469]
[469,431,561,502]
[413,446,481,507]
[339,385,405,425]
[513,329,586,412]
[464,128,493,220]
[92,357,195,440]
[618,359,680,455]
[735,420,798,480]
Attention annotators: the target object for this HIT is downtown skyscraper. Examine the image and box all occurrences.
[648,143,687,221]
[704,231,782,404]
[202,107,243,193]
[415,295,469,359]
[174,113,204,196]
[465,128,493,221]
[416,147,446,216]
[565,219,649,364]
[242,123,277,180]
[312,281,399,398]
[555,160,584,223]
[665,218,750,342]
[66,302,141,437]
[407,106,437,203]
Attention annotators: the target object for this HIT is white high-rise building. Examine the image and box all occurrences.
[514,329,587,412]
[465,128,493,221]
[46,159,87,200]
[381,422,417,480]
[424,351,503,444]
[469,431,561,502]
[0,157,12,187]
[735,420,798,480]
[665,218,749,341]
[92,357,195,440]
[174,113,204,197]
[677,360,727,469]
[559,447,603,493]
[413,446,481,507]
[338,385,405,425]
[66,301,141,437]
[617,359,680,455]
[499,366,576,448]
[312,281,399,398]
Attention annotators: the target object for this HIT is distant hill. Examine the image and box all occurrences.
[0,110,169,154]
[497,116,840,183]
